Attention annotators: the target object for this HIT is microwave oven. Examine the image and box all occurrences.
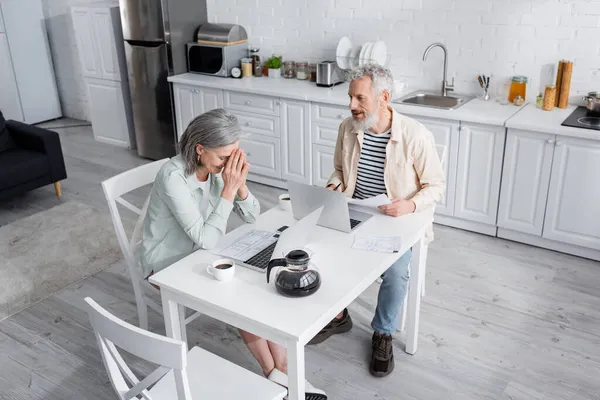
[186,42,247,77]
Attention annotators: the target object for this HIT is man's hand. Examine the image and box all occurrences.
[326,183,342,192]
[377,198,416,217]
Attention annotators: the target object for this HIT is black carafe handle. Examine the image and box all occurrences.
[266,258,287,283]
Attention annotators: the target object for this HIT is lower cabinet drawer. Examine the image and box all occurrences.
[240,134,281,179]
[231,111,280,138]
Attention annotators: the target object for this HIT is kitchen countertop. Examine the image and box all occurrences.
[505,103,600,140]
[167,73,525,127]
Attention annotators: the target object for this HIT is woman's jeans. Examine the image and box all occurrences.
[371,248,412,335]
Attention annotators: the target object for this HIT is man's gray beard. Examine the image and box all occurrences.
[351,111,379,132]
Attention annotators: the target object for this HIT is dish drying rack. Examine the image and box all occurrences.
[334,37,391,71]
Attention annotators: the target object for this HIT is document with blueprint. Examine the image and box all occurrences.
[352,235,402,253]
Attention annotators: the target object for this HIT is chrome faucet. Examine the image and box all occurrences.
[423,42,454,97]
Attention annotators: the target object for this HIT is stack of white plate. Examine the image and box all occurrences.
[336,36,387,70]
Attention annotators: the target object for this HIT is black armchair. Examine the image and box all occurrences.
[0,110,67,200]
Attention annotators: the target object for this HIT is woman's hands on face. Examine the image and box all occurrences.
[221,149,250,202]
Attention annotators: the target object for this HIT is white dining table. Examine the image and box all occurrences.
[150,205,432,400]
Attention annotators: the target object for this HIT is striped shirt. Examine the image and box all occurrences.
[353,130,391,200]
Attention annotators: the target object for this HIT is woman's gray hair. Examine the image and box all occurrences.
[179,108,242,175]
[347,63,394,97]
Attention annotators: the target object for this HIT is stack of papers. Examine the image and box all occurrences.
[352,236,402,253]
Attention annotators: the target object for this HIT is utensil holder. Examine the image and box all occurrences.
[481,88,490,101]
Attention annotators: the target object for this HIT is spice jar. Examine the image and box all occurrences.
[283,61,296,79]
[296,62,308,80]
[309,63,317,82]
[508,76,528,103]
[543,85,556,111]
[241,58,253,78]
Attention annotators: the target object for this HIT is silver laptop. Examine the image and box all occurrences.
[211,206,324,272]
[287,181,373,233]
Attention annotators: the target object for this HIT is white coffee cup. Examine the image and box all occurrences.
[206,258,235,281]
[279,193,292,211]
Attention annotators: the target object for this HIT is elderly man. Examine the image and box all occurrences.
[307,64,445,377]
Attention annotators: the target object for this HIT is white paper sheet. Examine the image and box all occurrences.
[347,194,392,208]
[352,236,402,253]
[213,229,276,259]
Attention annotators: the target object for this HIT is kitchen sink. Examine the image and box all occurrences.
[393,91,475,110]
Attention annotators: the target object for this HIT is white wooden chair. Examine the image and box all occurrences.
[101,159,200,343]
[397,143,446,332]
[84,297,287,400]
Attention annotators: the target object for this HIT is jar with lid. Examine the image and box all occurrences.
[508,76,528,103]
[296,62,309,80]
[249,48,261,76]
[283,61,296,79]
[542,85,556,111]
[309,63,317,82]
[241,58,253,78]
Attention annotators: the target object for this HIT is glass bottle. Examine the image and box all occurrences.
[249,48,261,76]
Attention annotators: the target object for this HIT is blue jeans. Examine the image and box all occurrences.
[371,248,412,334]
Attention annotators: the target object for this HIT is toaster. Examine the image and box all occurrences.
[316,61,345,87]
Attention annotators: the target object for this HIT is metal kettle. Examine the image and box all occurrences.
[266,249,321,297]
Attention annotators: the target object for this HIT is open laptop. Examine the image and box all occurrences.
[210,206,324,273]
[287,181,373,233]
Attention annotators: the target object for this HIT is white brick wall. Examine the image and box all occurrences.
[42,0,95,121]
[208,0,600,100]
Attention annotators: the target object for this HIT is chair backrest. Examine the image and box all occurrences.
[85,297,192,400]
[435,143,447,167]
[101,159,169,277]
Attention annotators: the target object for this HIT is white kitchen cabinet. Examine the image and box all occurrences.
[224,91,280,116]
[310,103,347,147]
[241,134,281,179]
[71,4,134,148]
[173,85,223,139]
[0,0,61,123]
[543,137,600,249]
[454,123,505,225]
[86,78,130,147]
[281,100,311,184]
[0,32,22,121]
[90,7,121,81]
[497,130,555,236]
[409,116,459,217]
[72,6,122,81]
[72,8,100,79]
[312,144,336,187]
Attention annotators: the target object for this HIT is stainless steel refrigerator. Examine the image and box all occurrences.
[119,0,207,160]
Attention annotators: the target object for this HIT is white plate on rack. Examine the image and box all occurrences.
[336,36,353,70]
[370,40,387,66]
[349,45,361,69]
[359,42,372,66]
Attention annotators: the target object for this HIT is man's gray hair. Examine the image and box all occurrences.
[347,63,394,97]
[179,108,242,175]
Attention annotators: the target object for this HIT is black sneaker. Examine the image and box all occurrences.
[307,308,353,345]
[370,332,394,377]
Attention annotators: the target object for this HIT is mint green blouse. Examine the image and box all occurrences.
[140,155,260,277]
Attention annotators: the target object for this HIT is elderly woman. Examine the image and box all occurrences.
[140,109,326,399]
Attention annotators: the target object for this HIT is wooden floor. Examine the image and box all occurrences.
[1,120,599,400]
